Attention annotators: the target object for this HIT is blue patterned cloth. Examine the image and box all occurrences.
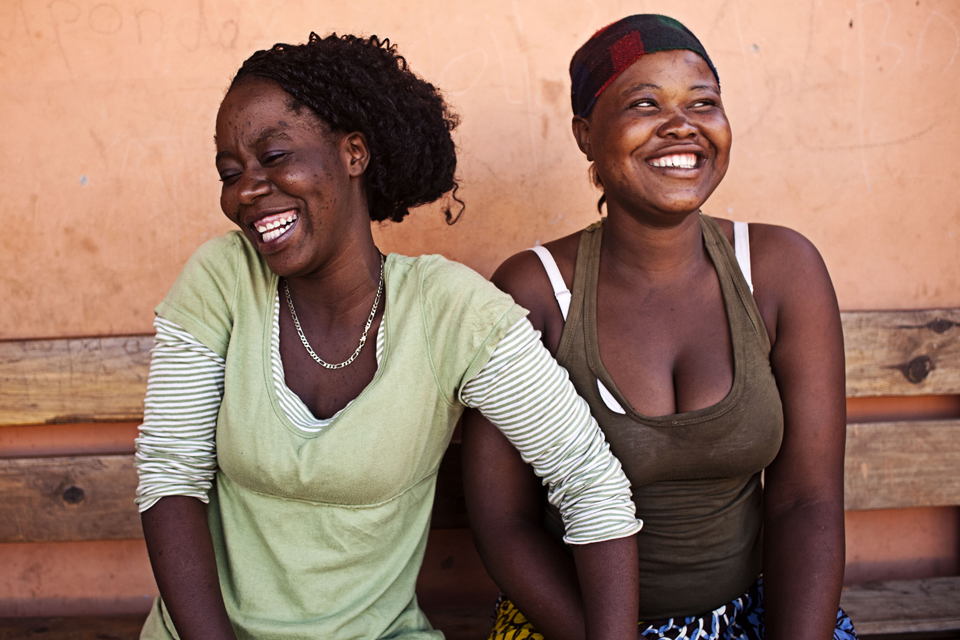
[490,577,858,640]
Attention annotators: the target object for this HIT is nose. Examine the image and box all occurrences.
[237,169,271,204]
[657,109,697,139]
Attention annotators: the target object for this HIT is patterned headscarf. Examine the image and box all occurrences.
[570,14,719,118]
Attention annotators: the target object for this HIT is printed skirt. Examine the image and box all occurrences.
[488,577,858,640]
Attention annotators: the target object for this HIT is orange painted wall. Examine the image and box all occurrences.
[1,0,959,341]
[1,0,958,617]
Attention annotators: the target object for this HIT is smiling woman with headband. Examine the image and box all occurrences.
[133,32,643,640]
[463,14,858,640]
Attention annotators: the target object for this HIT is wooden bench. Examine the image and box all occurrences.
[1,309,958,638]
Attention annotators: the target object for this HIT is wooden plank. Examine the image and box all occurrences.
[844,419,960,511]
[0,614,148,640]
[0,308,956,427]
[0,447,468,543]
[840,577,960,635]
[0,455,142,542]
[842,309,960,398]
[0,609,492,640]
[0,336,153,427]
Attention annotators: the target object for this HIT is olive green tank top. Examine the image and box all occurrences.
[546,215,784,619]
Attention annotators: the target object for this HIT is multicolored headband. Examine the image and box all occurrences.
[569,14,720,118]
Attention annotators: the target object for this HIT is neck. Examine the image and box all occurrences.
[285,226,383,322]
[600,208,706,283]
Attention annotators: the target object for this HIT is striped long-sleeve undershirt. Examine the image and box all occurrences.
[135,307,640,545]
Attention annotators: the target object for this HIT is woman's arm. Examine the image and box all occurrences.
[461,247,638,640]
[136,318,236,640]
[462,409,586,640]
[463,409,639,640]
[753,225,847,640]
[460,324,640,640]
[141,497,237,640]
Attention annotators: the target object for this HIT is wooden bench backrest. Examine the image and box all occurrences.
[1,309,958,543]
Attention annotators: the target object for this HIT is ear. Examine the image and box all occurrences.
[341,132,370,177]
[571,116,594,161]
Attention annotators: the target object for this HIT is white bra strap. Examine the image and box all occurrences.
[733,221,754,294]
[529,245,571,320]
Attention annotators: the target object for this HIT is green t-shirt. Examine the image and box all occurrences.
[142,231,525,639]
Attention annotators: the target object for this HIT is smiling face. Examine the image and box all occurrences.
[215,77,370,278]
[573,49,731,223]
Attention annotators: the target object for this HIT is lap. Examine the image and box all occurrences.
[489,577,858,640]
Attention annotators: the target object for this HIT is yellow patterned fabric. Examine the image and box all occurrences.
[488,597,544,640]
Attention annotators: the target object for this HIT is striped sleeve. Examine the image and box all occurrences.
[460,318,642,545]
[134,316,224,512]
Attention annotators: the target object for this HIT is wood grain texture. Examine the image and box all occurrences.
[840,577,960,635]
[842,309,960,398]
[0,446,468,543]
[0,615,148,640]
[844,420,960,511]
[0,455,142,542]
[0,609,491,640]
[0,336,153,427]
[1,308,957,426]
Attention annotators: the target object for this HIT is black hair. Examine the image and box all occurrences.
[230,33,462,224]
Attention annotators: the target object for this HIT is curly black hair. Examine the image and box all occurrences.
[230,33,462,224]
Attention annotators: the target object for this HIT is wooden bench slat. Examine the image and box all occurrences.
[0,444,468,543]
[0,336,153,427]
[0,455,142,542]
[840,577,960,635]
[0,614,148,640]
[842,309,960,398]
[843,419,960,511]
[0,608,492,640]
[3,309,957,427]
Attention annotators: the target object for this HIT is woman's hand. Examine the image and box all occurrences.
[752,224,847,640]
[141,496,238,640]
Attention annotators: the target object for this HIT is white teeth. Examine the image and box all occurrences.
[255,212,297,234]
[255,212,298,241]
[650,154,698,169]
[254,212,298,242]
[262,221,293,242]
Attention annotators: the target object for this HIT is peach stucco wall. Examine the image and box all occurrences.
[1,0,959,340]
[1,0,958,618]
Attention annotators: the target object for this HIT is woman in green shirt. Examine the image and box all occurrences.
[136,32,642,640]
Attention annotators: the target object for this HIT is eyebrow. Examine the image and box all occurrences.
[620,82,719,96]
[620,82,661,95]
[215,127,293,163]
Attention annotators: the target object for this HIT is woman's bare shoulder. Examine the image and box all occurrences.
[492,230,582,336]
[748,223,830,293]
[713,217,829,291]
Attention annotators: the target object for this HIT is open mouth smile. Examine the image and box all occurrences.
[254,211,298,242]
[647,153,700,169]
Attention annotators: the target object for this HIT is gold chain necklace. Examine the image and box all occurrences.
[283,255,384,370]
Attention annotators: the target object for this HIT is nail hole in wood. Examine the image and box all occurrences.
[62,485,85,504]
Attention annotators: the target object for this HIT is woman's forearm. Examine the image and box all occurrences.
[572,535,639,640]
[762,499,845,640]
[141,496,237,640]
[477,517,587,640]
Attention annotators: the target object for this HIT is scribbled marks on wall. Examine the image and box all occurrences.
[917,12,959,69]
[1,0,240,72]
